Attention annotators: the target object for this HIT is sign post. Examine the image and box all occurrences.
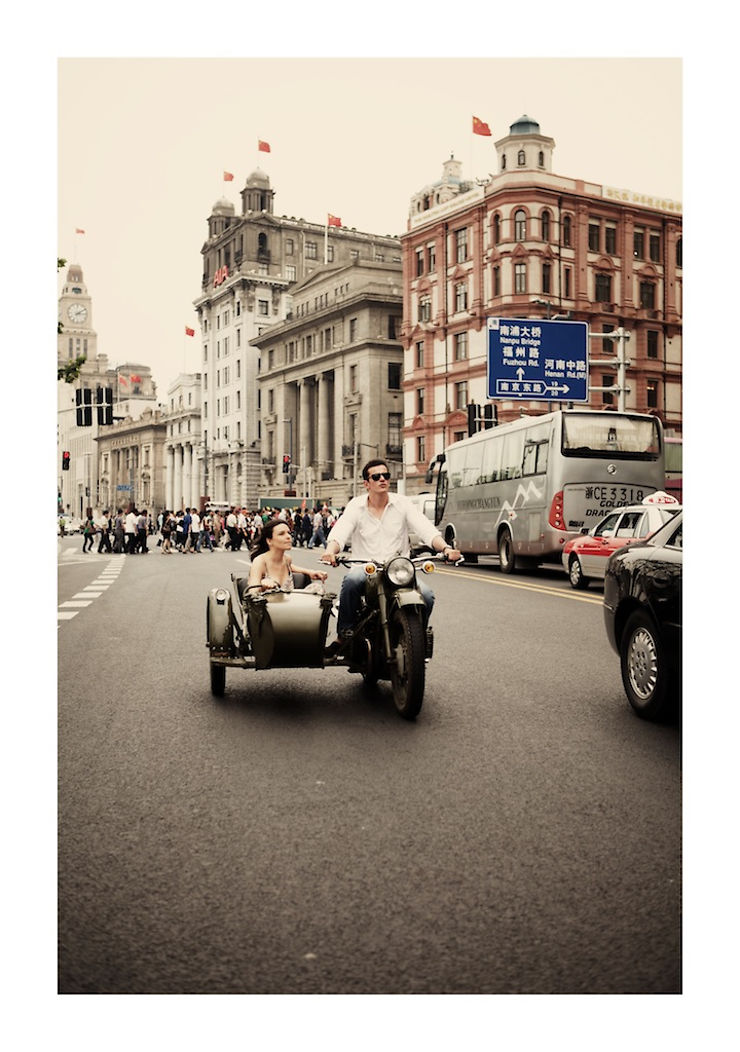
[487,317,589,403]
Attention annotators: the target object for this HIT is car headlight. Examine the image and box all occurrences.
[385,557,415,587]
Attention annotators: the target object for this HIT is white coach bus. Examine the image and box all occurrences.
[424,409,666,573]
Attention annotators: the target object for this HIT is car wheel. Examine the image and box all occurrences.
[568,555,590,590]
[620,609,675,720]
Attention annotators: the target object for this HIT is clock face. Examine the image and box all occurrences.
[67,303,88,324]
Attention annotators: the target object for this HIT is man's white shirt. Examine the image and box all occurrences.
[327,492,440,561]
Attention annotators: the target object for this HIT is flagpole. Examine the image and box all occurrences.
[324,218,328,265]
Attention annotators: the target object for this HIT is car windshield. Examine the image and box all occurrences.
[647,511,683,549]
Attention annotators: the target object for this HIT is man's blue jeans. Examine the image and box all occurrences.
[337,566,435,636]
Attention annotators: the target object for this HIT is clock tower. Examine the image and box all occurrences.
[58,263,97,367]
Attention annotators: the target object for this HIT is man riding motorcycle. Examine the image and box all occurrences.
[321,458,461,654]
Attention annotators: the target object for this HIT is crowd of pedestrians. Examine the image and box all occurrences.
[71,504,341,556]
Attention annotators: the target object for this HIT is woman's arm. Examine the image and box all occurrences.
[247,553,268,588]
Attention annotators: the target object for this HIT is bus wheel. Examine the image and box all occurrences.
[498,531,516,574]
[568,556,590,590]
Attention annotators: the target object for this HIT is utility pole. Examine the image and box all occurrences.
[588,327,631,412]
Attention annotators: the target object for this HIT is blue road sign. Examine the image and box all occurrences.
[487,317,589,402]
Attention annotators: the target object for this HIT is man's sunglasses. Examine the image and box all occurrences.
[368,471,391,482]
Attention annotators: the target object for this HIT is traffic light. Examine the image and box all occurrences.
[62,451,70,471]
[467,403,478,437]
[282,453,291,474]
[97,386,113,426]
[76,387,92,426]
[483,403,497,429]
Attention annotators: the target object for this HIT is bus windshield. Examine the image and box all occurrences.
[561,414,661,461]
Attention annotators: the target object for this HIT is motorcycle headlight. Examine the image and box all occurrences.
[385,557,415,587]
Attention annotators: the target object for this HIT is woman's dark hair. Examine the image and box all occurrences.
[362,458,389,480]
[249,517,287,558]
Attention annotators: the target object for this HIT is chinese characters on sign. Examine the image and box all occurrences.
[487,318,589,402]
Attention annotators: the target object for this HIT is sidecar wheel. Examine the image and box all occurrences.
[210,661,226,697]
[389,609,426,720]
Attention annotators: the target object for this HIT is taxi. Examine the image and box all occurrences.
[562,491,681,589]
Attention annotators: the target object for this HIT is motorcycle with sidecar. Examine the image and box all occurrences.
[205,553,453,719]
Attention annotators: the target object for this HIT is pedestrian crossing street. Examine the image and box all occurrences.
[58,553,124,623]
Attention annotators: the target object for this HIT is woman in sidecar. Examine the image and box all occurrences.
[247,519,327,593]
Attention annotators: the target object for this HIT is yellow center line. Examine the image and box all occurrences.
[434,567,602,603]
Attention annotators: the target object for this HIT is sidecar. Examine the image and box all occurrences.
[205,572,338,696]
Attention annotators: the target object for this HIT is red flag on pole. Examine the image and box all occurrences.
[130,374,142,384]
[185,326,195,337]
[472,116,492,136]
[327,214,342,227]
[258,140,271,153]
[75,228,86,234]
[223,171,234,181]
[118,374,128,386]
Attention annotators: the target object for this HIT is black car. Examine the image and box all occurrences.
[603,510,682,720]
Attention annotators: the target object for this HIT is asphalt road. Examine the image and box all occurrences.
[57,536,680,994]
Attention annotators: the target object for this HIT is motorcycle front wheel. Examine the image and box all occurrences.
[389,608,426,720]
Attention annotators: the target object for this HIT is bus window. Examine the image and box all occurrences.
[481,433,502,483]
[502,431,524,479]
[562,414,661,459]
[523,424,549,477]
[448,447,465,489]
[463,442,484,487]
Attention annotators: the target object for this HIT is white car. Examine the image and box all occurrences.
[407,493,437,554]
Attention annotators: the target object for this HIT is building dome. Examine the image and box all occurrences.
[509,114,541,135]
[246,167,270,188]
[211,197,235,216]
[66,264,84,282]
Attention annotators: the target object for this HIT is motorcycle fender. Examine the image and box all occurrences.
[207,588,234,653]
[391,589,426,612]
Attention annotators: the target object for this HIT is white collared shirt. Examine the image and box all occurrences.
[327,492,440,561]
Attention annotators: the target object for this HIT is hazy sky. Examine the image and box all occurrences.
[58,56,682,396]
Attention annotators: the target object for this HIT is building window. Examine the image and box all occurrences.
[286,238,294,255]
[602,325,615,354]
[595,273,612,302]
[454,332,468,361]
[542,263,551,295]
[563,215,572,248]
[286,264,296,281]
[602,373,615,405]
[350,249,359,261]
[514,210,526,241]
[541,210,551,241]
[493,266,501,297]
[514,262,527,294]
[388,316,398,339]
[417,388,425,414]
[633,229,645,259]
[416,248,424,276]
[236,359,241,378]
[646,380,659,409]
[349,317,358,341]
[416,341,424,368]
[517,149,526,166]
[455,380,468,409]
[306,241,317,260]
[493,214,501,244]
[647,330,659,359]
[418,296,431,323]
[258,299,269,316]
[588,222,600,252]
[327,245,335,262]
[388,412,402,449]
[605,226,617,255]
[427,244,436,271]
[676,238,682,267]
[203,344,208,362]
[639,281,655,309]
[564,267,572,298]
[455,227,468,263]
[538,150,545,167]
[455,282,468,312]
[417,435,425,464]
[388,362,402,390]
[649,233,661,263]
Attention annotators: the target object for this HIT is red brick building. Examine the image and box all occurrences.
[400,115,682,494]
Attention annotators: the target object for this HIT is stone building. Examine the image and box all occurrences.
[192,168,402,509]
[95,407,167,515]
[250,258,404,507]
[401,115,682,494]
[163,373,204,512]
